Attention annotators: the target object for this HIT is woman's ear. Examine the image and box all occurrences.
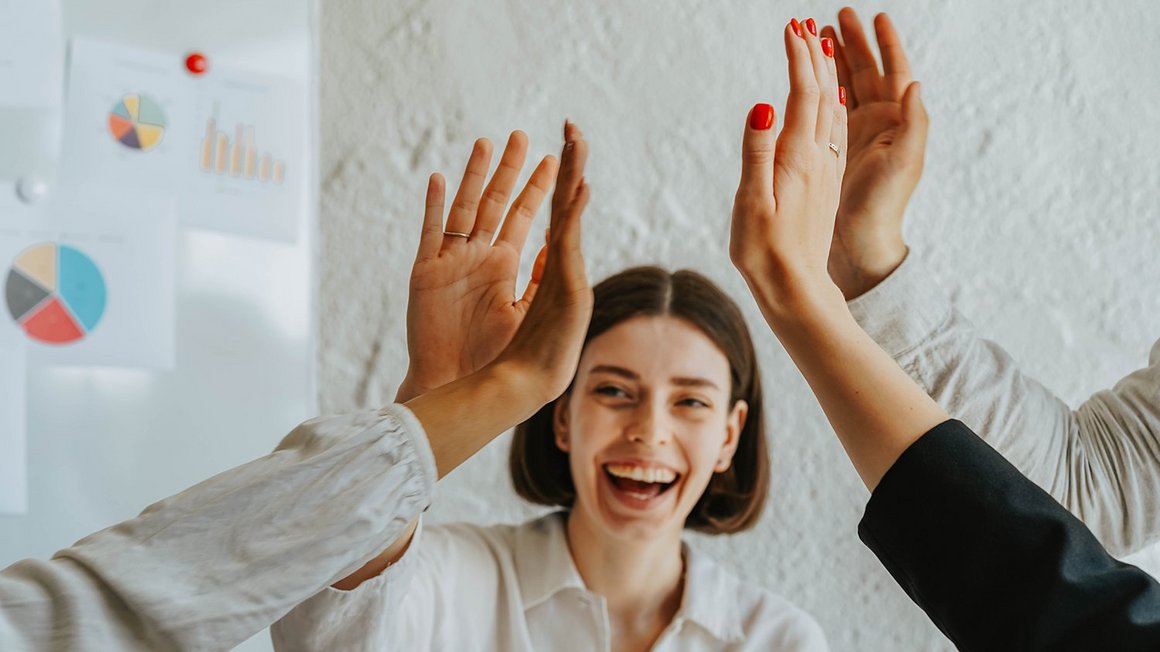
[553,393,571,452]
[715,399,748,472]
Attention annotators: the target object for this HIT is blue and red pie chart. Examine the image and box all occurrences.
[5,243,107,345]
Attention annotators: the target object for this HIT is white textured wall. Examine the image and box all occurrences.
[320,1,1160,649]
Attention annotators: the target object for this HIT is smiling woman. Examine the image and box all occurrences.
[512,266,769,537]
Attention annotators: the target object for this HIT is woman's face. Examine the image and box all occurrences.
[555,315,747,541]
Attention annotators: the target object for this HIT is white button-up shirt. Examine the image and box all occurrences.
[273,511,828,651]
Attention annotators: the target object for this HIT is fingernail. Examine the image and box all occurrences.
[790,18,802,38]
[839,86,847,105]
[749,103,775,131]
[821,37,834,58]
[805,18,818,36]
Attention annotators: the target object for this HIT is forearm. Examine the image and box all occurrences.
[330,361,546,591]
[860,420,1160,650]
[752,277,947,490]
[851,256,1160,553]
[847,254,1074,471]
[2,408,436,650]
[405,359,546,479]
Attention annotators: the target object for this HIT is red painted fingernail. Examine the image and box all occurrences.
[839,86,847,105]
[805,18,818,36]
[749,103,775,131]
[821,37,835,58]
[790,19,802,37]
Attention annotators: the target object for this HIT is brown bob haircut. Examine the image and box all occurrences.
[510,266,770,534]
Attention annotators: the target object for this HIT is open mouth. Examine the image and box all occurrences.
[602,463,680,502]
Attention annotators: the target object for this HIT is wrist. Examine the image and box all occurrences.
[394,374,427,404]
[484,356,567,409]
[404,361,549,478]
[830,238,908,301]
[745,269,848,329]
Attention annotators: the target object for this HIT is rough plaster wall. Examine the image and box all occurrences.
[320,1,1160,649]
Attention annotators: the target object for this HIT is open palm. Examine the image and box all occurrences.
[399,132,558,401]
[822,9,928,299]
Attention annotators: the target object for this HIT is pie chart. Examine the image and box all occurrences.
[5,243,107,345]
[108,94,167,151]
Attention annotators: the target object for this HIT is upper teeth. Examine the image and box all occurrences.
[606,464,676,484]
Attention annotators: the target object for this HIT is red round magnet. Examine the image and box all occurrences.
[185,52,209,75]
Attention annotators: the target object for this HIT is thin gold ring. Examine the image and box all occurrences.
[828,143,841,157]
[443,231,471,239]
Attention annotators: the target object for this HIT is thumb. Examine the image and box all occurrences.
[738,103,777,203]
[896,82,929,162]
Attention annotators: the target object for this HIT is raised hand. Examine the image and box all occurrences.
[492,121,592,401]
[821,8,928,300]
[338,126,591,589]
[730,18,848,321]
[397,131,558,402]
[728,18,946,490]
[404,122,592,479]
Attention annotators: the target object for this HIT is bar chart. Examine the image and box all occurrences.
[199,112,286,184]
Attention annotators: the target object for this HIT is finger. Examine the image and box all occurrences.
[495,155,558,252]
[738,103,777,207]
[519,244,548,304]
[896,81,928,162]
[415,173,445,263]
[472,131,528,243]
[829,76,849,180]
[781,20,820,148]
[551,121,588,229]
[821,39,842,153]
[808,30,839,145]
[874,13,913,102]
[443,138,493,238]
[553,179,589,267]
[836,7,883,104]
[822,24,858,109]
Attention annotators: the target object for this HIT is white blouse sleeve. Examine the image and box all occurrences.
[272,520,512,651]
[849,254,1160,556]
[0,404,438,651]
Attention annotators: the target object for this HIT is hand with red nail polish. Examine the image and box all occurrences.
[805,17,818,36]
[822,9,929,301]
[730,18,847,317]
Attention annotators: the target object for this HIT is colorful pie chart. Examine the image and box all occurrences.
[108,94,167,151]
[5,243,107,345]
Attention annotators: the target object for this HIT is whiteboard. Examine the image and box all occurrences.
[0,1,317,650]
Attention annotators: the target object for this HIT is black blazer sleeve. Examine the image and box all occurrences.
[859,419,1160,651]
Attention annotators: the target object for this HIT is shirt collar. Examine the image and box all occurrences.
[674,541,746,643]
[513,511,588,609]
[514,512,746,644]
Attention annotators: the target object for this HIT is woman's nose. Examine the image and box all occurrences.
[625,404,670,446]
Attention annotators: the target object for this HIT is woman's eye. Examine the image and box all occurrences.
[678,397,709,408]
[595,385,628,398]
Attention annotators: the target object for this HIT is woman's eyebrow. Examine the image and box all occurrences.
[670,377,720,390]
[588,364,638,380]
[589,365,720,391]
